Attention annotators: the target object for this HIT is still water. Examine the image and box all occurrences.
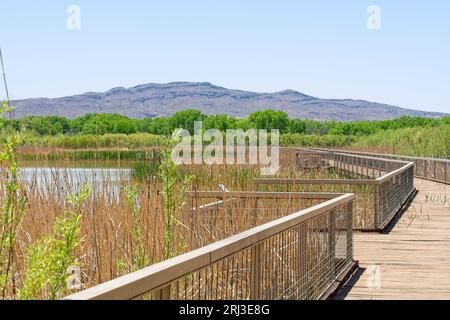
[18,161,134,196]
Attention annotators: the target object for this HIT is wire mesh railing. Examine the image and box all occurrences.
[65,192,355,300]
[256,149,415,230]
[307,148,450,184]
[254,180,377,230]
[183,191,331,248]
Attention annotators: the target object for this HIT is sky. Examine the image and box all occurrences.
[0,0,449,113]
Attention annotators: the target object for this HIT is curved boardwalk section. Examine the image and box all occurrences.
[336,178,450,300]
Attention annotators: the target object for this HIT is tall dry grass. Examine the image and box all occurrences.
[0,156,354,299]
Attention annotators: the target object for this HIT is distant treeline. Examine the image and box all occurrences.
[2,109,449,137]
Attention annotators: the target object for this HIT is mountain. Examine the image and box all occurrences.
[12,82,447,121]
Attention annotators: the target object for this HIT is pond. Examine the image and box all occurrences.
[17,161,137,196]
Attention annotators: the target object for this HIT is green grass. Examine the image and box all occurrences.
[353,125,450,158]
[280,133,357,147]
[281,125,450,158]
[21,133,168,149]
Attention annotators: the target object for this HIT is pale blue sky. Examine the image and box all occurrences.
[0,1,449,112]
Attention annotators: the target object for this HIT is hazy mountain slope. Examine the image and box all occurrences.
[12,82,446,121]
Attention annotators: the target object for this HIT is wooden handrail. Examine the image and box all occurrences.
[254,178,378,185]
[304,147,448,184]
[300,148,412,165]
[307,147,450,163]
[189,191,347,199]
[376,162,415,183]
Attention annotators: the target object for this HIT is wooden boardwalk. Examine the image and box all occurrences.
[335,178,450,300]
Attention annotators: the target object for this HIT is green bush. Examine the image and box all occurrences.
[19,185,92,300]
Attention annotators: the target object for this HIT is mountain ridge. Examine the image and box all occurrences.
[12,82,447,121]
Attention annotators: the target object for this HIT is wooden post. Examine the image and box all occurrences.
[434,161,437,180]
[366,158,369,178]
[345,155,347,175]
[377,158,380,176]
[298,223,307,299]
[349,156,352,175]
[250,243,263,300]
[338,154,340,173]
[445,162,448,183]
[347,202,354,259]
[252,180,258,192]
[424,160,428,178]
[374,185,380,230]
[328,210,336,284]
[253,198,259,227]
[357,157,360,175]
[153,285,171,300]
[352,156,355,175]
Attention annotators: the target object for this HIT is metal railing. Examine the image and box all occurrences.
[65,192,355,300]
[309,148,450,184]
[255,149,415,230]
[279,148,328,169]
[183,191,333,248]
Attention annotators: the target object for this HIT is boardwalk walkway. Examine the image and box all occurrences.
[335,178,450,299]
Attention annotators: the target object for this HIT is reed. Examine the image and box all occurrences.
[0,149,360,300]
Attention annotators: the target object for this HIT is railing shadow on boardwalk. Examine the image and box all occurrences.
[331,189,419,300]
[381,188,418,234]
[330,267,366,300]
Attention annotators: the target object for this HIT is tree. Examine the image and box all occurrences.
[288,119,306,134]
[144,117,172,136]
[76,114,138,135]
[170,110,206,134]
[203,114,236,131]
[234,118,252,131]
[248,110,289,133]
[18,116,70,135]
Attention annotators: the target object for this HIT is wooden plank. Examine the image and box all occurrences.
[335,178,450,300]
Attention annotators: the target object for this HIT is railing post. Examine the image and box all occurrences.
[374,184,380,230]
[297,224,307,299]
[357,157,361,175]
[424,160,427,178]
[328,210,336,284]
[433,161,437,180]
[153,285,171,300]
[366,158,369,177]
[250,243,263,300]
[252,180,258,192]
[338,154,341,173]
[445,162,448,183]
[334,155,342,174]
[378,159,381,178]
[343,155,347,174]
[346,202,354,260]
[352,156,355,175]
